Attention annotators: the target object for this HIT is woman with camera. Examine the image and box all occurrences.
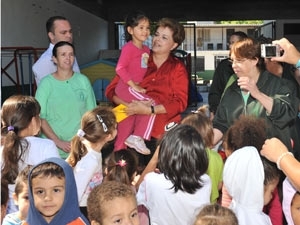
[212,37,299,158]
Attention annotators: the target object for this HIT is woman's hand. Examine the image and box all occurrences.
[272,38,300,65]
[238,76,273,113]
[41,119,71,153]
[55,140,71,153]
[261,138,288,163]
[126,100,153,116]
[237,76,260,97]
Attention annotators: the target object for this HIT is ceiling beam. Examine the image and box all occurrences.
[64,0,300,22]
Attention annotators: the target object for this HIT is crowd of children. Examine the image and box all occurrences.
[2,31,300,225]
[2,99,299,225]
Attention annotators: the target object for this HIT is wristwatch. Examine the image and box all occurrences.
[151,105,155,114]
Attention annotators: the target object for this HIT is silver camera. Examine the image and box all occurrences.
[261,44,280,58]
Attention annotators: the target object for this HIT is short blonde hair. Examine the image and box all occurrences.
[193,204,238,225]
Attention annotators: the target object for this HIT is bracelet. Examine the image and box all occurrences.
[296,59,300,69]
[276,152,293,170]
[151,105,155,114]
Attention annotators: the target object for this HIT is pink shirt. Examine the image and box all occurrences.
[116,41,150,84]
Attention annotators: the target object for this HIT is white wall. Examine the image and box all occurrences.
[1,0,109,85]
[189,51,229,70]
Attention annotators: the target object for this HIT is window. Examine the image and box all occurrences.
[207,43,213,50]
[217,43,223,50]
[197,28,211,42]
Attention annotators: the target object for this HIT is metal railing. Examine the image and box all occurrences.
[1,47,46,96]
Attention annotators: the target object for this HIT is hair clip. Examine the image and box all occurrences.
[191,110,200,114]
[77,129,85,138]
[191,108,210,118]
[7,126,15,132]
[96,115,108,132]
[116,159,127,167]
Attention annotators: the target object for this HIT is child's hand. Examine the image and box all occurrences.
[132,84,146,93]
[132,174,141,186]
[128,80,146,93]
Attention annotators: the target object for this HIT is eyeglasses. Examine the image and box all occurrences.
[96,115,108,132]
[228,58,248,64]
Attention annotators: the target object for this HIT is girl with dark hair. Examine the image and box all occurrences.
[136,124,211,225]
[114,10,154,155]
[104,149,139,186]
[181,105,224,204]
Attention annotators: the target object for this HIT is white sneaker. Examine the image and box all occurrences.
[125,135,151,155]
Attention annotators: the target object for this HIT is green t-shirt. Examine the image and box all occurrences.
[206,148,224,203]
[35,72,96,159]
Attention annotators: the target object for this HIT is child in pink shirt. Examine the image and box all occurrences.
[114,10,154,155]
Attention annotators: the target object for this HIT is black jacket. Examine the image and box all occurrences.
[213,70,299,156]
[208,58,234,114]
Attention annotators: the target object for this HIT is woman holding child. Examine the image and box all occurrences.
[106,17,189,165]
